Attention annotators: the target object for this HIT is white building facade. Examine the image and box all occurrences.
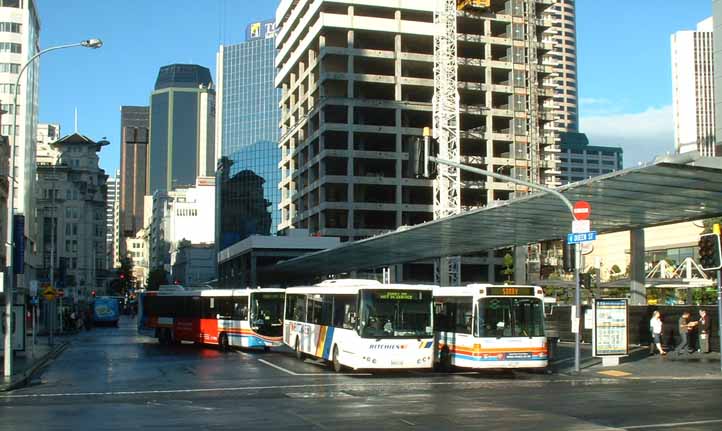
[106,170,120,268]
[671,17,716,156]
[148,177,215,272]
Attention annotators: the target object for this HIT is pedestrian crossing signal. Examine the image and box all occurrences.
[698,232,721,271]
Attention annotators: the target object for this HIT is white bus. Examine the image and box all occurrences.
[433,284,548,369]
[139,287,285,351]
[284,280,435,372]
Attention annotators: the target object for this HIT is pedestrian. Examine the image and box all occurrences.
[649,311,666,355]
[697,309,711,354]
[675,311,698,355]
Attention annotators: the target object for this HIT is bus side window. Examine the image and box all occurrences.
[286,294,307,322]
[233,297,248,320]
[218,298,233,319]
[333,295,355,329]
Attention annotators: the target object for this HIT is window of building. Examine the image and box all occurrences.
[0,22,20,33]
[0,63,19,74]
[0,42,20,53]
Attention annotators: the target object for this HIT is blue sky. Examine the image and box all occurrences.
[37,0,712,173]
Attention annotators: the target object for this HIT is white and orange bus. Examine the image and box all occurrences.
[138,287,285,351]
[433,284,548,369]
[283,279,435,372]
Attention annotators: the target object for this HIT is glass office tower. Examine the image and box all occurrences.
[148,64,216,195]
[215,20,280,251]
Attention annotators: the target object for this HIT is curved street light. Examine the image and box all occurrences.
[4,39,103,379]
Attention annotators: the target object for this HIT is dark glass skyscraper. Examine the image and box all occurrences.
[148,64,216,195]
[215,21,280,250]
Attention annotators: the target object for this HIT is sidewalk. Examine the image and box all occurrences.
[1,334,70,392]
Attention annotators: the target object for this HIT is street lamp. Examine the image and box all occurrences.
[4,39,103,379]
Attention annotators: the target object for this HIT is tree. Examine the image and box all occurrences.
[502,253,514,283]
[146,267,169,291]
[702,217,722,234]
[117,257,135,295]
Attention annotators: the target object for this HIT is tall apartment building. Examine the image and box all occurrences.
[119,106,149,238]
[35,133,108,299]
[215,20,281,251]
[106,170,120,268]
[672,17,716,156]
[1,0,40,277]
[544,0,578,135]
[275,1,557,246]
[36,123,60,164]
[558,132,622,184]
[148,64,215,195]
[714,2,722,155]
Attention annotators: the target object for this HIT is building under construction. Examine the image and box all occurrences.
[275,0,574,282]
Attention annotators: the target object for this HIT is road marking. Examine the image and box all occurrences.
[0,378,621,399]
[258,359,299,376]
[624,418,722,429]
[256,358,372,376]
[399,419,416,426]
[597,370,631,377]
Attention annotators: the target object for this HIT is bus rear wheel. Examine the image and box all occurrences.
[295,337,304,360]
[332,345,342,373]
[219,333,230,352]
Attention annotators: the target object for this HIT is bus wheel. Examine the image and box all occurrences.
[332,345,342,373]
[219,333,230,352]
[295,337,304,361]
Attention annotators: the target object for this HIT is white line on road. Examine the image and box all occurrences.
[0,377,617,400]
[623,418,722,429]
[258,359,299,376]
[399,419,416,426]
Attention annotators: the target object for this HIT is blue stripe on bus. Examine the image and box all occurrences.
[452,352,547,362]
[321,326,335,360]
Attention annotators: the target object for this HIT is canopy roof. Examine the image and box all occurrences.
[263,154,722,280]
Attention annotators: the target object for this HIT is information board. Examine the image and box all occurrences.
[593,298,628,357]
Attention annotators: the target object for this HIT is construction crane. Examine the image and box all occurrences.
[433,0,490,286]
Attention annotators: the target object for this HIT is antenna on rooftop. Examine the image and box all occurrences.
[74,107,78,133]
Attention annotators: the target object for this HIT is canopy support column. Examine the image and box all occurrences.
[630,228,646,305]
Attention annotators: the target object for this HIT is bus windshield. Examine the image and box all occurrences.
[359,290,433,339]
[478,297,545,338]
[250,292,284,337]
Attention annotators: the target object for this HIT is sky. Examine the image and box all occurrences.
[36,0,713,173]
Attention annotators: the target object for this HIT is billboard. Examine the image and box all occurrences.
[246,20,276,41]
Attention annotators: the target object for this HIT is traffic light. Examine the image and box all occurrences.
[91,290,96,298]
[407,128,437,179]
[120,273,125,280]
[562,241,576,272]
[698,231,721,271]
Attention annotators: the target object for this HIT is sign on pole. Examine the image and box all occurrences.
[42,285,58,302]
[573,200,591,221]
[567,231,597,244]
[593,298,629,366]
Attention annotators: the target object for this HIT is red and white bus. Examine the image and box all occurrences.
[138,287,285,351]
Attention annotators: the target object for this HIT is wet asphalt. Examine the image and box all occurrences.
[1,316,721,430]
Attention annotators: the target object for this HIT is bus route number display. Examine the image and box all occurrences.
[593,298,629,357]
[486,287,535,297]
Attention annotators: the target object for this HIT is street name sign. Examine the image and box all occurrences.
[566,231,597,244]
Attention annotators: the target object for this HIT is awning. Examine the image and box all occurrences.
[262,154,722,279]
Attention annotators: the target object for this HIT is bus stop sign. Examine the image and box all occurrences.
[573,200,591,220]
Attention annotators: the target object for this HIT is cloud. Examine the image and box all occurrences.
[579,105,675,168]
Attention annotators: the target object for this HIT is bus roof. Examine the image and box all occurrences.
[287,281,435,295]
[149,288,285,297]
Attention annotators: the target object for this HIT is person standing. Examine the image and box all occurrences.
[649,311,666,355]
[697,309,711,353]
[675,311,698,355]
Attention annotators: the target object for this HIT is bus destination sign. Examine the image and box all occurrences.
[486,287,535,297]
[377,291,416,301]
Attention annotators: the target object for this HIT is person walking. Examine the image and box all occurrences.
[649,311,666,355]
[675,311,698,355]
[697,309,711,353]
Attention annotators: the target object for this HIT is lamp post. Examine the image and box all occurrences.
[4,39,102,379]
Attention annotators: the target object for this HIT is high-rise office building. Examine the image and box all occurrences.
[672,17,716,156]
[713,1,722,156]
[36,123,60,165]
[147,64,216,195]
[106,170,120,268]
[215,20,281,251]
[1,0,40,276]
[119,106,149,239]
[558,132,622,184]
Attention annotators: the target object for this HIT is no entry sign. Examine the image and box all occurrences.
[573,200,591,221]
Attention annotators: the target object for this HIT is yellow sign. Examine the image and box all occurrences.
[42,285,58,301]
